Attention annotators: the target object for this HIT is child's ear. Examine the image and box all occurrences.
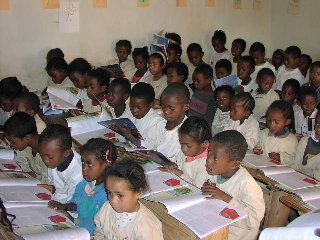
[201,52,204,58]
[123,93,130,101]
[231,161,241,170]
[183,103,190,112]
[250,68,255,75]
[134,188,144,200]
[285,118,292,126]
[245,110,251,118]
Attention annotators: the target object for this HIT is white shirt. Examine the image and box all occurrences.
[252,89,280,119]
[212,109,231,134]
[47,77,75,88]
[209,49,232,67]
[294,109,318,137]
[237,77,258,93]
[250,61,275,84]
[276,65,305,90]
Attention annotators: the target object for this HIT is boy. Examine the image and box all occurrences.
[304,61,320,100]
[271,49,284,73]
[202,130,265,240]
[3,112,48,183]
[38,124,83,203]
[236,56,256,93]
[166,44,182,65]
[186,43,205,84]
[299,54,312,78]
[46,57,74,88]
[215,59,232,79]
[189,64,216,125]
[209,30,232,68]
[13,92,46,133]
[276,46,305,90]
[231,38,246,75]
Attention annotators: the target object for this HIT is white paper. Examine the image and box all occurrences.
[261,166,295,176]
[244,153,286,168]
[140,161,161,174]
[0,177,40,186]
[59,1,80,32]
[0,186,52,203]
[269,172,320,190]
[47,87,80,110]
[72,129,109,145]
[259,226,320,240]
[0,149,15,159]
[67,113,104,136]
[22,227,90,240]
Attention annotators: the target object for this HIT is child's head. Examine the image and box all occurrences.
[256,68,276,94]
[230,92,255,123]
[105,159,147,213]
[314,112,320,140]
[165,32,182,46]
[38,124,73,169]
[299,54,312,77]
[237,56,255,80]
[86,68,110,99]
[166,44,182,64]
[178,116,212,157]
[167,62,189,84]
[132,47,149,71]
[211,30,227,53]
[284,46,301,69]
[297,86,318,117]
[249,42,265,65]
[215,59,232,79]
[80,138,117,184]
[266,100,294,135]
[46,48,64,63]
[129,82,154,119]
[45,57,68,84]
[271,49,285,69]
[309,61,320,89]
[206,130,247,176]
[107,78,131,109]
[3,112,37,151]
[0,77,24,112]
[214,85,235,112]
[68,58,93,89]
[231,38,246,58]
[193,64,213,91]
[148,53,166,76]
[115,40,132,63]
[160,83,190,123]
[281,79,300,104]
[187,43,204,67]
[13,92,40,116]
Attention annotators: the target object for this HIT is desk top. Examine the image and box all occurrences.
[279,194,312,214]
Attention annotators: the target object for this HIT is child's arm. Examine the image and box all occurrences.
[133,152,171,166]
[201,180,232,203]
[109,124,141,147]
[48,200,77,212]
[159,162,183,176]
[38,184,56,194]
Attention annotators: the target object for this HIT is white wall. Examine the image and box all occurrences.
[0,0,272,91]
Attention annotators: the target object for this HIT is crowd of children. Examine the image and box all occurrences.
[1,29,320,240]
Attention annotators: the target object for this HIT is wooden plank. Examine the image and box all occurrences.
[279,195,312,214]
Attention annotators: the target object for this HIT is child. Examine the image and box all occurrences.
[253,100,298,166]
[299,54,312,78]
[209,30,232,68]
[48,138,117,236]
[295,86,318,137]
[189,63,216,125]
[231,38,246,75]
[106,40,136,80]
[131,47,150,83]
[160,116,211,188]
[236,56,256,93]
[202,130,265,240]
[186,43,205,81]
[3,112,48,183]
[304,61,320,100]
[276,46,305,90]
[249,42,275,84]
[166,62,193,96]
[165,32,181,46]
[45,57,74,88]
[166,44,182,65]
[281,79,301,112]
[251,68,280,119]
[38,124,83,203]
[46,48,64,62]
[12,92,46,133]
[215,59,232,79]
[212,85,235,134]
[271,49,285,73]
[223,93,259,150]
[94,159,164,240]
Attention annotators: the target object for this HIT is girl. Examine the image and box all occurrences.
[94,159,164,240]
[48,138,117,236]
[210,30,232,68]
[45,57,74,88]
[160,116,211,188]
[281,78,301,112]
[131,47,150,83]
[253,100,298,166]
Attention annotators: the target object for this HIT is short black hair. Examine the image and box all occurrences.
[161,82,190,104]
[88,68,110,87]
[187,43,202,53]
[46,57,68,72]
[214,85,235,99]
[311,61,320,69]
[297,86,317,103]
[212,130,248,162]
[240,56,255,70]
[194,63,214,79]
[282,79,300,94]
[47,48,64,59]
[149,52,166,66]
[81,138,117,164]
[68,58,92,75]
[167,44,182,57]
[211,30,226,44]
[130,82,155,104]
[257,68,275,81]
[3,112,37,138]
[249,42,265,54]
[232,38,246,51]
[215,59,232,74]
[179,116,212,143]
[14,92,40,113]
[167,62,189,81]
[285,46,301,59]
[165,32,182,46]
[132,47,149,60]
[105,158,148,193]
[116,40,132,54]
[110,78,131,95]
[267,100,294,130]
[0,77,25,100]
[301,54,313,66]
[39,124,72,151]
[233,92,255,113]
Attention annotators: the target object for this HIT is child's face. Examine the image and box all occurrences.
[237,61,253,80]
[0,97,13,112]
[258,75,274,93]
[314,115,320,140]
[161,95,189,123]
[187,50,203,67]
[284,54,299,69]
[216,90,232,112]
[179,133,207,157]
[230,100,250,122]
[133,55,147,71]
[87,76,107,99]
[116,46,130,63]
[5,134,29,151]
[167,68,184,84]
[272,52,284,68]
[211,39,224,53]
[167,48,179,64]
[48,69,67,84]
[106,176,142,213]
[81,151,108,184]
[215,67,230,79]
[231,42,243,57]
[12,99,35,116]
[250,51,265,65]
[69,72,88,89]
[309,66,320,88]
[266,109,291,136]
[281,84,296,104]
[300,95,317,116]
[298,56,310,74]
[107,84,129,108]
[148,57,164,76]
[129,97,151,119]
[193,72,211,90]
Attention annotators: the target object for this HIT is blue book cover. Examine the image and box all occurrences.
[98,118,142,139]
[152,34,169,48]
[214,74,238,88]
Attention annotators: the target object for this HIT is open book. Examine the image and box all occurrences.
[290,186,320,209]
[47,86,80,110]
[0,149,22,171]
[0,185,52,203]
[214,74,238,88]
[136,157,162,174]
[243,152,286,168]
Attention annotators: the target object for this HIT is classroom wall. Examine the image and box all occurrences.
[0,0,272,91]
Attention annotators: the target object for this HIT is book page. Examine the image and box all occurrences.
[21,227,90,240]
[294,186,320,202]
[136,158,161,174]
[259,226,320,240]
[47,87,80,110]
[244,154,286,168]
[0,149,15,159]
[67,113,103,135]
[261,166,295,176]
[0,177,40,186]
[0,159,22,171]
[270,172,320,190]
[72,129,110,146]
[0,186,52,202]
[305,199,320,209]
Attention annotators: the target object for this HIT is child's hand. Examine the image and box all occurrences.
[38,184,56,194]
[109,124,131,137]
[253,146,263,155]
[268,152,280,162]
[201,180,232,203]
[133,151,170,165]
[48,200,64,210]
[69,109,84,117]
[159,163,183,176]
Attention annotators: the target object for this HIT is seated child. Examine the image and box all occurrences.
[223,93,259,150]
[212,85,235,134]
[131,47,150,83]
[45,57,74,88]
[215,59,232,79]
[166,62,193,95]
[231,38,246,75]
[166,44,182,65]
[165,32,181,46]
[236,56,256,93]
[251,68,280,119]
[209,30,232,69]
[12,92,46,133]
[94,159,164,240]
[202,130,265,240]
[48,138,117,236]
[249,42,275,83]
[160,116,211,188]
[299,54,312,79]
[304,61,320,100]
[186,43,205,85]
[189,63,216,125]
[276,46,305,90]
[295,86,318,137]
[253,100,298,166]
[45,48,65,92]
[271,49,285,73]
[38,124,83,203]
[3,112,47,183]
[281,78,301,112]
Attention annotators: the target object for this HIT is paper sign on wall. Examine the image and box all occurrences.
[93,0,107,8]
[0,0,9,10]
[177,0,187,7]
[137,0,150,7]
[59,1,80,32]
[288,0,299,15]
[42,0,60,9]
[233,0,242,9]
[205,0,215,7]
[253,0,261,11]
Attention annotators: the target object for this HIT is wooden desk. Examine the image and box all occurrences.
[280,194,312,214]
[141,199,228,240]
[39,112,68,127]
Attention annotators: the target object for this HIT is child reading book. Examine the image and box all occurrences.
[201,130,265,240]
[231,38,246,75]
[236,56,256,93]
[131,47,150,83]
[48,138,117,236]
[94,159,164,240]
[281,79,301,112]
[186,43,205,85]
[45,57,74,88]
[215,59,232,80]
